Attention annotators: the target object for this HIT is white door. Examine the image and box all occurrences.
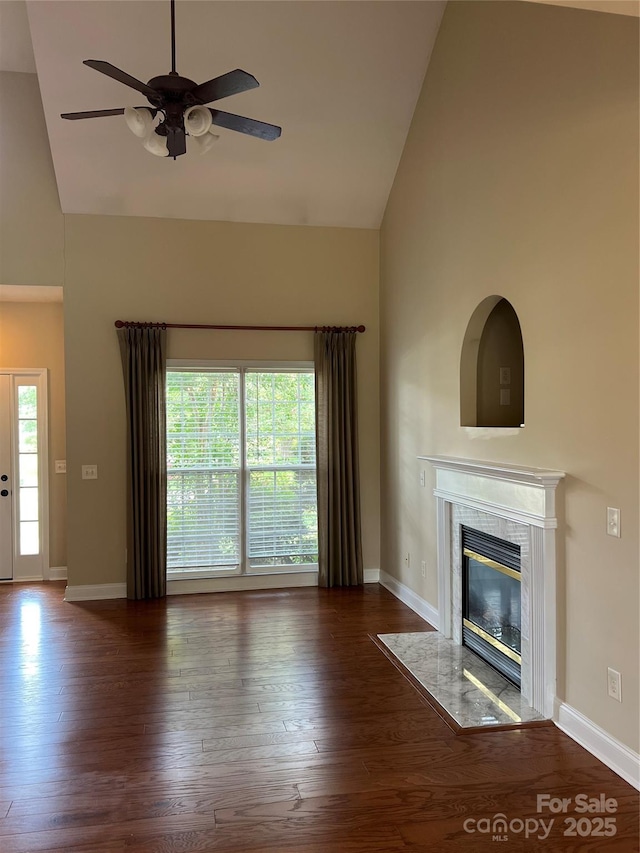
[0,371,48,582]
[0,375,12,579]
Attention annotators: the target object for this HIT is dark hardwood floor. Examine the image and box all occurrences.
[1,581,637,852]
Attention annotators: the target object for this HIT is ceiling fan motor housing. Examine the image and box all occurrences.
[147,74,199,127]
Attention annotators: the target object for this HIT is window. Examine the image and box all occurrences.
[17,385,39,556]
[166,365,317,577]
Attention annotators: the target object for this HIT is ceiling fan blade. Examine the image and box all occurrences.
[61,108,126,120]
[192,69,259,105]
[83,60,158,97]
[60,107,157,120]
[209,109,281,141]
[166,126,187,158]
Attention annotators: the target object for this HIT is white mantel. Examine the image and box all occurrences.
[420,455,565,719]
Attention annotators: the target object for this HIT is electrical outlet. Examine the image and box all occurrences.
[54,460,66,474]
[499,367,511,385]
[404,552,410,568]
[82,464,98,480]
[421,560,426,578]
[607,507,621,538]
[607,667,622,702]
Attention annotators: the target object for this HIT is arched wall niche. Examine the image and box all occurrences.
[460,296,525,428]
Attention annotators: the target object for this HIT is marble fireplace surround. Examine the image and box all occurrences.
[419,456,565,719]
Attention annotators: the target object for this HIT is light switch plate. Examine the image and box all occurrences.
[82,464,98,480]
[55,460,66,474]
[607,507,620,538]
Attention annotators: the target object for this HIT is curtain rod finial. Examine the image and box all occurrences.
[357,325,366,333]
[115,320,125,328]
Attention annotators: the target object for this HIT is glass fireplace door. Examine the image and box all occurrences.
[463,547,522,686]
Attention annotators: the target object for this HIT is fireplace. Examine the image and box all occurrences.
[420,456,565,718]
[462,526,522,687]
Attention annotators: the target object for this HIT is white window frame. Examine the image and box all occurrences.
[166,360,317,581]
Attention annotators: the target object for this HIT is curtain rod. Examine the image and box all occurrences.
[114,320,366,333]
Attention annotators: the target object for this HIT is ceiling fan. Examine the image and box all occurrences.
[60,0,281,159]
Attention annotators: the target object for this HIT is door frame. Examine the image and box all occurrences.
[0,368,49,582]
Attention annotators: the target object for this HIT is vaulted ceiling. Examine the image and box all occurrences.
[1,1,637,229]
[3,1,446,228]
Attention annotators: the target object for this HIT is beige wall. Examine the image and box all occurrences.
[64,214,379,587]
[0,300,66,567]
[380,0,639,751]
[0,72,64,287]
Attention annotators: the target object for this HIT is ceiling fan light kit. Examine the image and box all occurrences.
[142,131,170,158]
[191,132,220,156]
[184,106,212,137]
[123,106,154,138]
[61,0,281,159]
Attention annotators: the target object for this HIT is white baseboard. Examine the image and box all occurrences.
[556,702,640,790]
[167,572,318,596]
[65,583,127,602]
[64,569,377,600]
[0,575,44,584]
[49,566,67,581]
[379,569,439,629]
[65,572,320,601]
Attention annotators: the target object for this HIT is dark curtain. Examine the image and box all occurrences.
[314,330,363,587]
[117,326,167,600]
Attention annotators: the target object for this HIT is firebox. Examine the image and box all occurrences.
[462,527,522,687]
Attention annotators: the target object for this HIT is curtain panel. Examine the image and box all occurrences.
[117,327,167,600]
[314,330,363,587]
